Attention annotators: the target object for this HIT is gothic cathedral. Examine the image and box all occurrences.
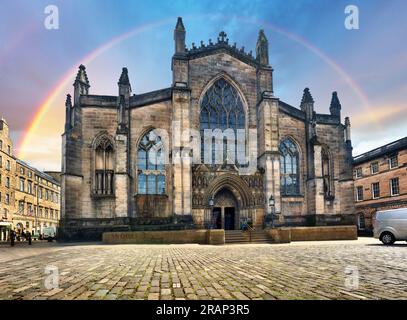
[61,18,355,240]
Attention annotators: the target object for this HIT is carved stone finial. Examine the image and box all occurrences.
[174,17,186,54]
[75,64,90,85]
[219,31,227,42]
[65,94,72,107]
[256,29,269,65]
[330,91,342,117]
[118,67,130,85]
[200,41,205,48]
[301,88,314,104]
[175,17,185,31]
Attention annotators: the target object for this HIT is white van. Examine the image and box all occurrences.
[42,226,56,241]
[374,208,407,244]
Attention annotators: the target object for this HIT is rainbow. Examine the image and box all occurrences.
[17,14,371,160]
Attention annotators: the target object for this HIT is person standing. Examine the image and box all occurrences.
[27,231,32,245]
[10,230,15,247]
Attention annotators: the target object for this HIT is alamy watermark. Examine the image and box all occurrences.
[44,265,59,290]
[44,5,59,30]
[344,5,359,30]
[146,123,258,175]
[344,265,359,290]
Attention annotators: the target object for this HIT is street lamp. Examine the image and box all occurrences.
[268,195,275,228]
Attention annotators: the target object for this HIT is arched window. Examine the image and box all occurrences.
[280,138,300,195]
[94,137,114,195]
[137,130,165,195]
[200,78,245,165]
[322,148,333,198]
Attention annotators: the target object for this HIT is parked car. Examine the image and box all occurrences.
[373,208,407,245]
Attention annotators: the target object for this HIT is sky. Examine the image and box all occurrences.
[0,0,406,171]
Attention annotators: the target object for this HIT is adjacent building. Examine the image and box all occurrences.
[353,137,407,234]
[0,118,61,241]
[0,119,15,241]
[61,18,355,240]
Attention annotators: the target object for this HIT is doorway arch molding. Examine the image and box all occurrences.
[203,173,254,209]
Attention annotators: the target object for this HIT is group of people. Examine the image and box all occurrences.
[9,230,32,246]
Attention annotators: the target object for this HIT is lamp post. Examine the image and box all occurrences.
[207,196,214,229]
[268,195,275,228]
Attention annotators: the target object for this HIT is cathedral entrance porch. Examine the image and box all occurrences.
[210,206,236,230]
[209,189,239,230]
[224,207,235,230]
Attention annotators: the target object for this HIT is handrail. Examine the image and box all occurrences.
[246,224,255,242]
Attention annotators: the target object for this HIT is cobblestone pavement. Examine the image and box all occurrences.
[0,238,406,300]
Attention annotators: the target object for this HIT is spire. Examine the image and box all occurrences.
[256,29,269,65]
[118,67,131,97]
[174,17,186,54]
[65,93,72,107]
[118,67,130,85]
[301,88,314,104]
[73,64,90,104]
[74,64,90,87]
[175,17,185,31]
[330,91,341,117]
[300,88,315,121]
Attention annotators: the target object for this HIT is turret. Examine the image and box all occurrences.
[256,29,269,66]
[73,64,90,105]
[172,17,189,86]
[300,88,315,120]
[174,17,186,55]
[330,91,341,118]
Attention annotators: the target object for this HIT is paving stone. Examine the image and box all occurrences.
[0,239,406,300]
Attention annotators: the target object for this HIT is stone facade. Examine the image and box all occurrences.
[0,119,61,241]
[60,18,355,240]
[353,137,407,234]
[14,160,61,237]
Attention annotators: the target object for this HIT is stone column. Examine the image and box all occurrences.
[114,133,129,219]
[182,152,192,216]
[313,144,325,215]
[258,94,281,219]
[172,88,192,220]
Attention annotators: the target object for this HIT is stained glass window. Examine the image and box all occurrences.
[137,130,166,195]
[94,137,114,195]
[200,78,246,165]
[280,138,300,195]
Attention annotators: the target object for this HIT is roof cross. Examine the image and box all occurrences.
[219,31,227,42]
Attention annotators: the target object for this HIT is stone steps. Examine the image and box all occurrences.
[225,230,272,244]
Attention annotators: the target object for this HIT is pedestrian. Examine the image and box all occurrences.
[27,231,32,245]
[10,230,15,247]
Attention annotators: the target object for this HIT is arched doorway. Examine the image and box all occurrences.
[16,223,24,235]
[212,188,238,230]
